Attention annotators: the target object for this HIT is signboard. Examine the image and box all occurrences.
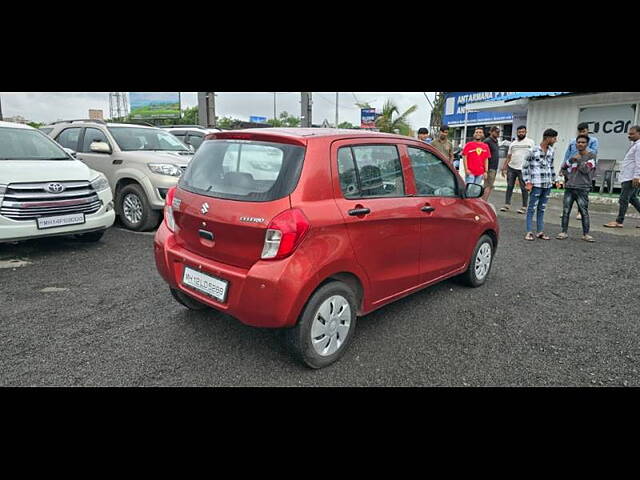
[250,116,267,123]
[578,104,637,162]
[443,92,517,127]
[88,109,103,120]
[361,108,377,129]
[129,92,181,119]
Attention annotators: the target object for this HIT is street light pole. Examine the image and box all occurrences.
[273,92,277,122]
[335,92,339,128]
[0,94,3,121]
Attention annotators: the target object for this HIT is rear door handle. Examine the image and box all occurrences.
[348,208,371,216]
[421,206,436,212]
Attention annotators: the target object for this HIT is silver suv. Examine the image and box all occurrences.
[47,120,193,231]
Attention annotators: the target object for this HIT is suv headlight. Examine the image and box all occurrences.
[148,164,182,177]
[90,174,110,192]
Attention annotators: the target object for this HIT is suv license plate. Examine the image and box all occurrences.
[37,213,86,230]
[182,266,228,303]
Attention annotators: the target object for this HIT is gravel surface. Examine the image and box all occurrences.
[1,193,639,387]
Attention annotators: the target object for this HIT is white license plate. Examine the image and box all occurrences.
[182,266,228,302]
[36,213,86,230]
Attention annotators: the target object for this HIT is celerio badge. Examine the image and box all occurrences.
[201,203,210,214]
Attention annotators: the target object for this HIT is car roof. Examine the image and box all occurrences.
[0,121,34,130]
[211,128,415,144]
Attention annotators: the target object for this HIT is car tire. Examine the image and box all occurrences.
[117,183,160,232]
[74,230,105,242]
[459,234,494,287]
[285,281,358,369]
[170,288,210,311]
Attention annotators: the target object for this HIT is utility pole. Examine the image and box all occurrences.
[0,94,3,121]
[301,92,313,127]
[273,92,277,122]
[197,92,217,128]
[335,92,339,128]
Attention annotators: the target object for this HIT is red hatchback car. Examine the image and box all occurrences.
[154,129,499,368]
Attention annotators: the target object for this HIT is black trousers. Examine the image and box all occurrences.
[505,166,528,207]
[561,188,590,235]
[616,180,640,224]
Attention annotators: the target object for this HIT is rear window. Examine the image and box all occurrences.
[179,139,305,202]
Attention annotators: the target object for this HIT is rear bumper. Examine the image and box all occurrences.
[154,222,317,328]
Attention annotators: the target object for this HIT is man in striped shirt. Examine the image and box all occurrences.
[522,129,558,241]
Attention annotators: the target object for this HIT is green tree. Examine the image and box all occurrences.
[27,121,44,129]
[375,99,417,136]
[267,111,300,127]
[217,116,241,129]
[338,121,356,129]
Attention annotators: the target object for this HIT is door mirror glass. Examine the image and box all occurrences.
[90,141,112,154]
[465,182,484,198]
[63,147,77,158]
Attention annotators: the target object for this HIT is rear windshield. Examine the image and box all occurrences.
[179,139,305,202]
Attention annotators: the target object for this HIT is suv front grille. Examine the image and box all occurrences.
[0,181,102,220]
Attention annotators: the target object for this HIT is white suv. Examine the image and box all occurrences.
[162,126,221,151]
[0,121,115,243]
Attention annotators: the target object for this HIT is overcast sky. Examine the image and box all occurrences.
[0,92,435,129]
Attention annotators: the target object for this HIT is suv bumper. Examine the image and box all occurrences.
[0,190,115,243]
[154,221,317,328]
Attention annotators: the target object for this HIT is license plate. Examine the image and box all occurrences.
[182,266,228,303]
[36,213,85,230]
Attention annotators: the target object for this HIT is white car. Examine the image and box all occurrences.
[0,121,115,243]
[162,125,221,151]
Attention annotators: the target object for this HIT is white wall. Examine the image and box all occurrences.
[527,92,640,172]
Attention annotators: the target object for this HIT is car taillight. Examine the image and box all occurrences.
[261,208,310,260]
[165,186,177,232]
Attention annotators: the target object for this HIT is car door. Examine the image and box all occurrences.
[404,144,477,284]
[331,139,423,305]
[75,127,118,189]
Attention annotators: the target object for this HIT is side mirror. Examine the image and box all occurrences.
[63,147,77,158]
[90,141,112,154]
[465,182,484,198]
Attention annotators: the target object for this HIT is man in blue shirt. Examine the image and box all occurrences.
[563,122,598,220]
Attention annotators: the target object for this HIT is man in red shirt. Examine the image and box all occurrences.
[463,127,491,185]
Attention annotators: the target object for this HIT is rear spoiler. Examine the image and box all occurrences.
[205,131,307,146]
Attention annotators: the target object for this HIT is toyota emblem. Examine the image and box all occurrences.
[201,203,209,215]
[45,183,65,194]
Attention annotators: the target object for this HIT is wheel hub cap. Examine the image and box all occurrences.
[311,295,351,357]
[123,193,143,225]
[474,243,492,280]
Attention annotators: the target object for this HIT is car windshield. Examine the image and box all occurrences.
[0,127,70,160]
[108,127,190,152]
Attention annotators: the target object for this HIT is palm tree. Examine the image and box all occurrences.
[374,99,417,136]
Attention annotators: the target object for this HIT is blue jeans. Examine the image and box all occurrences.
[526,187,551,233]
[465,174,484,185]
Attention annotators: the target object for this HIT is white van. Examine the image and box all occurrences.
[0,121,115,243]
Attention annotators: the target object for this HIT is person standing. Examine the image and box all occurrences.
[564,122,599,220]
[431,125,453,163]
[603,125,640,229]
[463,127,491,185]
[418,128,433,144]
[500,125,534,214]
[482,126,500,201]
[556,134,597,242]
[522,129,558,241]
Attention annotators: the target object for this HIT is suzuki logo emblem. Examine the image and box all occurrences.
[45,183,65,194]
[201,203,209,215]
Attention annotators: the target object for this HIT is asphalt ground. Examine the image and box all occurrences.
[1,191,639,387]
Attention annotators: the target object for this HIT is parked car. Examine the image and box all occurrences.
[46,120,193,231]
[162,126,221,152]
[0,121,115,243]
[154,128,499,368]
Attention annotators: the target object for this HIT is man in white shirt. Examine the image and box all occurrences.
[603,125,640,228]
[500,125,535,214]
